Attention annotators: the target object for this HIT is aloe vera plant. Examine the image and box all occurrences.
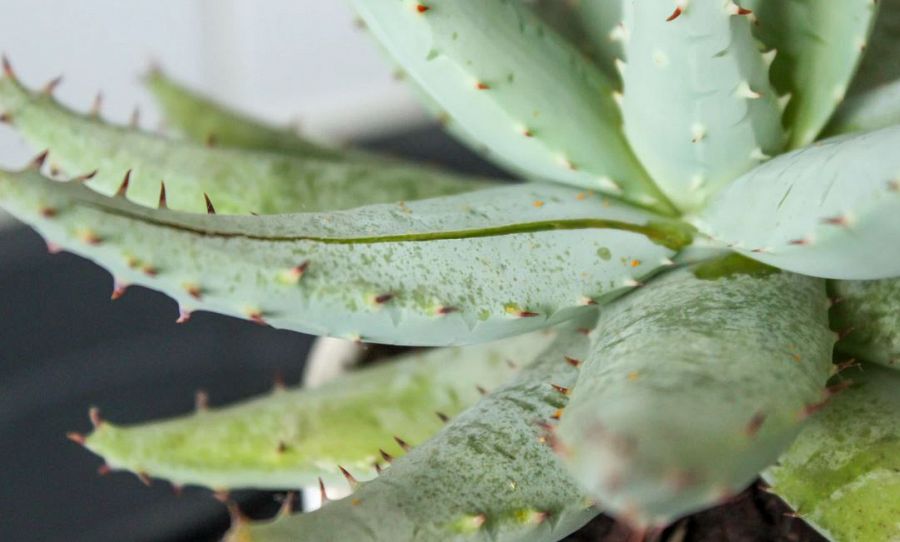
[1,0,899,540]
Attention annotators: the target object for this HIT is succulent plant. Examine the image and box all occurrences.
[1,0,898,540]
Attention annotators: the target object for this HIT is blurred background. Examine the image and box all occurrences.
[0,2,500,541]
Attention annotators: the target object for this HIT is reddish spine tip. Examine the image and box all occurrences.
[476,385,488,395]
[30,149,50,169]
[89,407,103,428]
[518,311,540,318]
[176,308,192,325]
[436,305,459,316]
[1,54,14,78]
[475,81,490,90]
[97,464,112,476]
[66,432,86,445]
[550,383,571,396]
[111,282,128,301]
[374,293,394,305]
[416,4,430,13]
[204,193,217,215]
[75,170,98,183]
[564,356,582,368]
[666,6,683,21]
[116,170,132,198]
[43,76,63,95]
[744,411,766,437]
[338,466,359,488]
[248,311,268,326]
[393,436,411,452]
[158,182,168,209]
[379,449,394,463]
[436,411,450,423]
[318,478,329,502]
[0,112,11,124]
[195,390,209,411]
[40,207,58,219]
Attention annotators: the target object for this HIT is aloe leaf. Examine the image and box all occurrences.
[764,363,900,542]
[845,0,900,95]
[830,278,900,371]
[0,71,490,215]
[81,332,546,490]
[693,126,900,280]
[556,256,835,526]
[744,0,878,148]
[826,0,900,135]
[572,0,624,82]
[0,168,688,346]
[227,320,598,542]
[144,67,374,162]
[620,0,784,212]
[349,0,676,215]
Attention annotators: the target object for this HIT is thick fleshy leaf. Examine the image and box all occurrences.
[744,0,878,148]
[764,363,900,542]
[0,169,688,346]
[227,320,598,542]
[144,67,380,162]
[620,0,784,212]
[556,257,835,526]
[350,0,676,215]
[0,71,489,214]
[827,0,900,135]
[831,278,900,371]
[571,0,624,82]
[81,332,547,490]
[694,126,900,279]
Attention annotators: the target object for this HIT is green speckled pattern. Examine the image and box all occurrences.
[694,126,900,279]
[620,0,784,212]
[744,0,878,148]
[831,278,900,371]
[228,321,598,542]
[557,262,835,526]
[764,363,900,542]
[85,332,549,489]
[0,169,682,345]
[349,0,675,215]
[0,75,491,214]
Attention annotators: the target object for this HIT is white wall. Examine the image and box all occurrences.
[0,0,426,170]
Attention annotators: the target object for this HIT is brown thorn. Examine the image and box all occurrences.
[476,385,488,396]
[318,478,329,502]
[115,170,132,198]
[821,215,850,227]
[158,182,168,209]
[73,170,98,183]
[213,489,231,503]
[379,449,394,463]
[137,471,152,487]
[0,111,11,124]
[90,92,104,118]
[393,436,411,452]
[195,390,209,412]
[42,76,63,96]
[279,492,297,517]
[550,383,571,396]
[374,462,383,475]
[564,356,582,368]
[30,149,50,170]
[89,407,103,429]
[277,441,288,454]
[97,464,112,476]
[415,3,430,13]
[111,281,128,301]
[436,305,459,316]
[40,207,58,219]
[185,284,202,301]
[374,293,394,305]
[1,54,14,78]
[436,411,450,423]
[833,358,859,375]
[204,193,217,214]
[171,483,184,497]
[744,411,766,437]
[176,308,192,325]
[66,432,86,446]
[518,311,540,318]
[338,466,359,490]
[666,6,683,21]
[475,81,490,90]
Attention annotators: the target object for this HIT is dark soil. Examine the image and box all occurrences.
[566,482,825,542]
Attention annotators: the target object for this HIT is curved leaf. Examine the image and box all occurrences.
[349,0,675,215]
[144,67,380,162]
[745,0,878,148]
[0,169,688,346]
[227,321,598,542]
[81,332,547,490]
[694,126,900,280]
[556,257,835,526]
[764,363,900,542]
[0,72,489,215]
[826,79,900,136]
[831,278,900,371]
[571,0,624,82]
[620,0,784,212]
[846,0,900,95]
